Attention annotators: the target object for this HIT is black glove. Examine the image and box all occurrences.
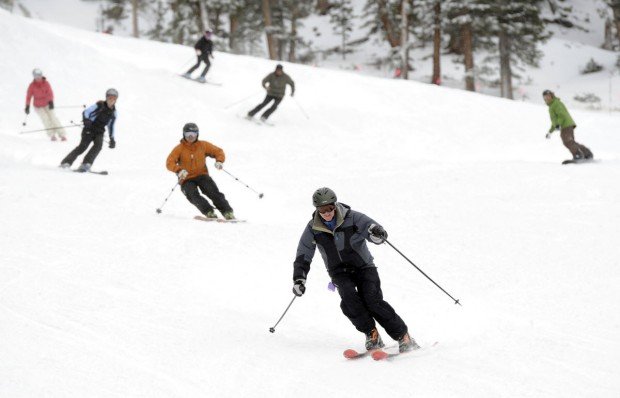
[48,101,54,110]
[369,224,388,244]
[83,119,93,129]
[25,105,30,115]
[109,138,116,149]
[555,125,560,131]
[292,279,306,297]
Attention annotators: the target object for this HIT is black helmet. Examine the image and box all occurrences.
[275,64,283,71]
[183,122,199,133]
[542,89,554,97]
[312,187,337,207]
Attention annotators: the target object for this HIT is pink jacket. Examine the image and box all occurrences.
[26,78,54,108]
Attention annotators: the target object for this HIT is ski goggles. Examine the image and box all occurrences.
[183,131,198,140]
[317,204,336,214]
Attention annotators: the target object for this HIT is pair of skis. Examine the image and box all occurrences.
[344,341,438,361]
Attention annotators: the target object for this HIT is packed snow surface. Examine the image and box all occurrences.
[1,10,619,398]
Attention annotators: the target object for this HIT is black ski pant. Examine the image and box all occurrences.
[248,95,283,119]
[186,56,211,77]
[61,129,104,166]
[181,174,233,216]
[331,267,408,340]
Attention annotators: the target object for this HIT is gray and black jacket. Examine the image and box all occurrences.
[293,203,382,281]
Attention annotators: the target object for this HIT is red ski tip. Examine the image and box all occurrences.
[371,350,389,361]
[343,349,360,359]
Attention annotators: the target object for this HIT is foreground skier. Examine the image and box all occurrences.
[291,187,418,353]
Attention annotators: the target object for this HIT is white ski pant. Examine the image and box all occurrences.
[35,106,66,138]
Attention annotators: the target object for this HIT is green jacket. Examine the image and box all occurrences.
[547,97,576,133]
[262,72,295,98]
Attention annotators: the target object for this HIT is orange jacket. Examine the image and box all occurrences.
[166,139,225,181]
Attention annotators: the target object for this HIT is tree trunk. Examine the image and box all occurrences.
[131,0,139,38]
[377,0,400,48]
[198,0,209,33]
[498,30,514,99]
[289,14,297,62]
[261,0,277,59]
[400,0,408,79]
[461,21,475,91]
[229,12,239,53]
[432,1,441,85]
[612,5,620,48]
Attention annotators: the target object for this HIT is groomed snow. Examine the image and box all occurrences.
[1,10,620,398]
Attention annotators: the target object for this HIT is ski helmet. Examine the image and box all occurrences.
[106,88,119,98]
[275,64,283,71]
[32,68,43,78]
[182,122,199,140]
[542,89,554,97]
[312,187,337,207]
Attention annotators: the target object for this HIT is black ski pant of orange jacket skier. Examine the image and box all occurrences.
[181,174,233,215]
[331,266,408,340]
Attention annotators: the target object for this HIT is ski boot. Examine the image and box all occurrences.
[60,136,67,142]
[365,328,385,351]
[182,73,191,79]
[398,332,420,353]
[51,135,57,141]
[75,163,91,173]
[197,76,207,83]
[59,163,71,169]
[205,210,218,219]
[223,211,235,220]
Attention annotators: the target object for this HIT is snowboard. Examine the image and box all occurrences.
[562,158,596,165]
[194,215,246,223]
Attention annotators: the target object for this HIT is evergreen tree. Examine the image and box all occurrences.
[329,0,355,60]
[477,0,550,99]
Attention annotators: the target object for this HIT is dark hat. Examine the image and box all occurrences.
[275,64,283,70]
[542,89,554,97]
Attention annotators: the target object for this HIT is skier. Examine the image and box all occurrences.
[291,187,419,353]
[60,88,118,172]
[543,90,593,161]
[183,30,214,83]
[246,64,295,122]
[25,68,67,141]
[166,122,235,220]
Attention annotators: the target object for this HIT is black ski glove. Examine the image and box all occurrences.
[292,279,306,297]
[83,119,93,129]
[25,105,30,114]
[109,138,116,149]
[48,101,54,110]
[369,224,388,244]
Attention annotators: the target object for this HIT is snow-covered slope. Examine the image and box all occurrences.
[1,9,620,398]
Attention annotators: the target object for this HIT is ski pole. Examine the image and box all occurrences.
[222,168,264,199]
[156,182,180,214]
[223,91,262,109]
[19,124,82,134]
[269,295,297,333]
[22,114,28,126]
[179,55,197,74]
[292,96,310,120]
[384,239,462,306]
[56,104,86,109]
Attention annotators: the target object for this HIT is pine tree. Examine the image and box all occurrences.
[445,0,476,91]
[477,0,550,99]
[329,0,355,60]
[605,0,620,48]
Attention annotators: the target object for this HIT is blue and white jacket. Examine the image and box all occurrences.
[83,101,117,139]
